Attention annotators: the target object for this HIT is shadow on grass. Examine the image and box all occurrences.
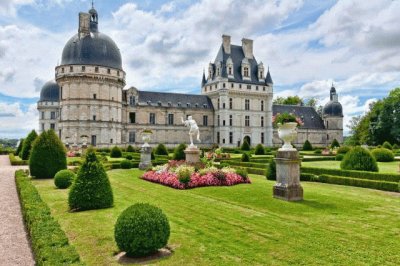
[294,199,337,210]
[115,248,173,264]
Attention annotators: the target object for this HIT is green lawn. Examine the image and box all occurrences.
[32,170,399,265]
[302,160,400,173]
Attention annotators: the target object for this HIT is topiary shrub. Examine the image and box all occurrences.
[371,148,394,162]
[155,143,169,156]
[331,139,340,149]
[151,151,155,160]
[235,168,248,180]
[254,144,265,155]
[21,130,38,160]
[173,143,187,160]
[114,203,170,257]
[335,154,344,161]
[16,138,24,157]
[382,141,392,150]
[29,130,67,179]
[126,145,135,152]
[110,146,122,158]
[125,154,133,160]
[340,146,378,172]
[314,149,322,154]
[241,152,250,162]
[337,146,351,154]
[302,140,313,151]
[266,159,276,180]
[120,159,132,169]
[241,139,251,151]
[54,169,75,189]
[393,144,399,150]
[68,148,114,211]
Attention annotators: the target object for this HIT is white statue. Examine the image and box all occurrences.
[181,116,201,147]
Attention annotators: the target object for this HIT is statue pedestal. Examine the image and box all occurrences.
[184,145,200,164]
[139,146,152,170]
[273,150,303,201]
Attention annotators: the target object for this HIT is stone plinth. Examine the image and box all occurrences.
[139,146,152,170]
[184,145,200,164]
[273,150,303,201]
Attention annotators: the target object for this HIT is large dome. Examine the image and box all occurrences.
[323,101,343,117]
[39,80,60,102]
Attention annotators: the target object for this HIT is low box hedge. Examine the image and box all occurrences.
[15,170,83,265]
[221,160,267,170]
[9,153,28,165]
[301,156,336,162]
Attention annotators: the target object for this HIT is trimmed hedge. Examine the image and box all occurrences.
[301,156,336,162]
[54,169,75,189]
[331,139,340,148]
[371,148,394,162]
[221,160,267,169]
[15,170,83,265]
[155,143,169,156]
[254,144,265,155]
[341,147,378,172]
[126,145,135,152]
[110,146,122,158]
[382,141,393,150]
[9,153,28,165]
[120,159,132,169]
[241,153,250,162]
[317,174,398,192]
[241,139,251,151]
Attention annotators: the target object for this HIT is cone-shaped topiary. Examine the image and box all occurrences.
[241,139,250,151]
[302,140,313,151]
[254,144,265,155]
[110,146,122,158]
[266,159,276,180]
[126,145,135,152]
[371,148,394,162]
[29,130,67,179]
[68,148,113,211]
[114,203,170,257]
[340,146,378,172]
[16,138,24,157]
[155,143,169,156]
[331,139,340,149]
[21,130,38,160]
[173,143,187,160]
[241,152,250,162]
[393,144,399,150]
[382,141,392,150]
[54,169,75,189]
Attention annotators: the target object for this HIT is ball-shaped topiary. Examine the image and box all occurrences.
[382,141,392,150]
[155,143,169,156]
[120,159,132,169]
[335,154,344,161]
[302,140,313,151]
[110,146,122,158]
[29,130,67,179]
[254,144,265,155]
[54,169,75,189]
[21,130,38,160]
[340,146,378,172]
[68,148,114,211]
[241,152,250,162]
[241,139,251,151]
[371,148,394,162]
[114,203,170,257]
[337,146,351,154]
[173,143,187,160]
[126,145,135,152]
[330,139,340,149]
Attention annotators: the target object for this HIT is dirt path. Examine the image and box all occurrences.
[0,155,35,265]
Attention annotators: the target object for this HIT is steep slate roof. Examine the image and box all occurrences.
[137,91,214,109]
[273,105,325,130]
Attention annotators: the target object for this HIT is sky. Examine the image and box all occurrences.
[1,0,400,138]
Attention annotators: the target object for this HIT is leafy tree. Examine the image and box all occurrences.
[305,98,318,108]
[273,96,304,106]
[21,130,38,160]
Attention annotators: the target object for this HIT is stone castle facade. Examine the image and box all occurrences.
[37,7,343,148]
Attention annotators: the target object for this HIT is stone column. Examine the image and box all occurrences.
[273,150,303,201]
[139,146,152,170]
[184,145,200,164]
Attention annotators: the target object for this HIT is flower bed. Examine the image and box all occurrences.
[141,160,250,189]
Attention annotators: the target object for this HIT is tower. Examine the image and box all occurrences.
[322,85,343,144]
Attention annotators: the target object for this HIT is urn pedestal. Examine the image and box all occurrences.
[139,146,152,170]
[184,145,200,164]
[273,150,303,201]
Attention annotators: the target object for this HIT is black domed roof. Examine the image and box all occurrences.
[40,80,60,102]
[323,101,343,117]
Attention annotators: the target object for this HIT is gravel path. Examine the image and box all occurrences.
[0,155,35,265]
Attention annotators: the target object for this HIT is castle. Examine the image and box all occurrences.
[37,7,343,148]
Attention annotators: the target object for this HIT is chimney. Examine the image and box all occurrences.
[241,38,253,59]
[222,34,231,54]
[78,12,90,38]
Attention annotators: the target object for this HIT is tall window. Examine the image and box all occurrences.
[168,113,174,125]
[41,111,45,119]
[41,123,44,131]
[129,96,135,106]
[229,132,233,144]
[261,116,264,127]
[261,100,264,111]
[245,99,250,110]
[93,94,97,99]
[260,71,263,78]
[149,113,156,124]
[261,132,264,144]
[244,67,249,77]
[69,66,73,72]
[95,67,99,73]
[218,98,220,109]
[217,115,220,126]
[82,66,85,72]
[93,115,96,121]
[223,103,226,109]
[229,98,233,109]
[129,112,135,123]
[229,115,232,126]
[203,115,208,126]
[223,120,226,126]
[228,67,232,75]
[129,132,135,143]
[50,123,55,130]
[91,135,97,146]
[245,116,250,127]
[217,132,220,144]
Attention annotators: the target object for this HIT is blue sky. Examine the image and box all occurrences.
[1,0,400,138]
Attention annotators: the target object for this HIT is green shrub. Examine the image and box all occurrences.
[371,148,395,162]
[176,165,194,184]
[393,144,399,150]
[29,130,67,179]
[382,141,393,150]
[15,170,82,265]
[340,147,378,172]
[300,173,318,182]
[9,153,28,165]
[337,146,351,154]
[254,144,265,155]
[110,146,122,158]
[318,174,398,192]
[68,148,113,211]
[125,154,133,160]
[302,156,336,162]
[241,152,250,162]
[314,149,322,154]
[173,143,187,160]
[335,154,344,161]
[16,138,24,156]
[126,145,135,152]
[241,139,251,151]
[302,140,313,151]
[120,159,132,169]
[331,139,340,149]
[266,160,276,180]
[151,151,155,160]
[114,203,170,257]
[155,143,169,156]
[235,168,248,180]
[54,169,75,189]
[20,130,38,160]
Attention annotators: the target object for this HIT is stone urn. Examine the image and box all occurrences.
[278,122,298,151]
[142,132,152,147]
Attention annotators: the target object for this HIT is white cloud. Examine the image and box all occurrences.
[0,102,38,138]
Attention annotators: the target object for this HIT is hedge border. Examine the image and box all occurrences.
[9,153,28,165]
[15,170,84,265]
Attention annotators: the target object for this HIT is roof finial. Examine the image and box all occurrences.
[91,0,94,9]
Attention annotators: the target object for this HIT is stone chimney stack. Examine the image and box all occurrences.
[241,38,253,59]
[78,12,90,38]
[222,34,231,54]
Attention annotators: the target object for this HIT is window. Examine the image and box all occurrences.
[223,139,226,144]
[129,132,135,143]
[50,111,56,119]
[149,113,156,124]
[217,132,220,144]
[93,94,97,99]
[129,96,135,106]
[93,115,96,121]
[229,98,233,109]
[228,115,232,126]
[231,83,234,88]
[261,100,264,111]
[203,115,208,126]
[229,132,233,144]
[117,71,120,76]
[50,123,55,130]
[91,135,97,146]
[129,112,135,123]
[187,103,191,108]
[41,123,44,131]
[61,67,64,73]
[263,86,266,91]
[60,87,63,99]
[223,103,226,109]
[261,116,264,127]
[218,99,220,109]
[217,115,220,126]
[178,102,181,107]
[261,132,264,144]
[168,114,174,125]
[223,120,226,126]
[158,101,162,106]
[110,139,113,144]
[239,84,242,89]
[260,71,263,78]
[244,67,249,77]
[41,111,45,119]
[245,99,250,110]
[69,66,73,72]
[95,67,99,73]
[247,85,251,90]
[256,86,259,91]
[107,68,111,74]
[223,83,226,88]
[82,66,85,72]
[245,116,250,127]
[228,67,232,75]
[215,84,217,89]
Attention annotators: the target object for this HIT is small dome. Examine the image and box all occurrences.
[323,101,343,117]
[40,80,60,102]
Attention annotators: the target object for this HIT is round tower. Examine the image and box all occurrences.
[323,85,343,144]
[37,80,60,133]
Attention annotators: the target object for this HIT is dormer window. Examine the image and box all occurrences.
[260,71,263,78]
[147,101,151,105]
[244,67,249,77]
[203,104,207,108]
[228,67,232,75]
[82,66,85,72]
[95,67,99,73]
[107,68,111,74]
[195,103,199,108]
[187,103,191,108]
[157,101,162,106]
[168,102,172,107]
[61,67,64,73]
[178,102,182,107]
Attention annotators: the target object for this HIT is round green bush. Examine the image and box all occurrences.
[340,147,378,172]
[335,154,344,161]
[120,159,132,169]
[302,140,313,151]
[266,159,276,180]
[337,146,351,154]
[29,130,67,179]
[241,152,250,162]
[371,148,394,162]
[155,143,169,156]
[126,145,135,152]
[68,148,114,211]
[54,169,75,189]
[125,154,133,160]
[241,139,250,151]
[21,130,38,160]
[331,139,340,149]
[173,143,187,160]
[114,203,170,257]
[110,146,122,158]
[382,141,392,150]
[254,144,265,155]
